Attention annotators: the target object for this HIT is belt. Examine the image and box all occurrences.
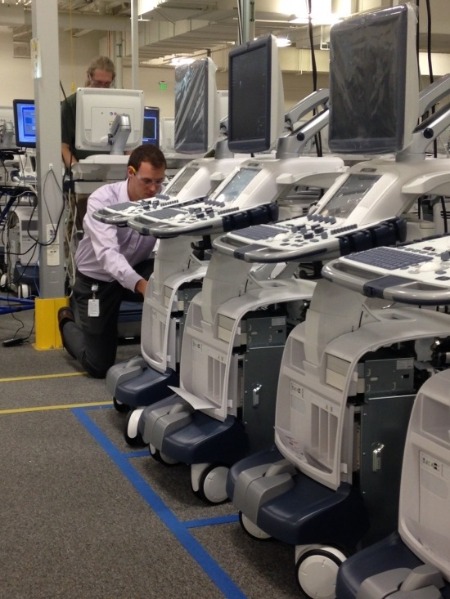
[76,270,104,284]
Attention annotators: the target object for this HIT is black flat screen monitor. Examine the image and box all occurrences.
[13,99,36,148]
[328,4,419,155]
[228,34,284,154]
[143,106,160,147]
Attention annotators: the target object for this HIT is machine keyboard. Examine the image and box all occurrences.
[228,215,359,250]
[345,246,434,270]
[231,224,287,240]
[146,207,188,220]
[324,235,450,304]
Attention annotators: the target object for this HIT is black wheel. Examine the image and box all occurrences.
[193,464,229,505]
[124,409,145,447]
[238,511,271,540]
[148,444,179,465]
[113,396,130,413]
[295,547,346,599]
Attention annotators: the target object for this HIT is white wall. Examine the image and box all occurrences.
[0,30,36,105]
[0,28,177,119]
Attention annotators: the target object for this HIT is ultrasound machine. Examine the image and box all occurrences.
[93,58,241,228]
[144,5,450,598]
[104,37,345,442]
[320,239,450,599]
[138,5,450,517]
[98,57,249,411]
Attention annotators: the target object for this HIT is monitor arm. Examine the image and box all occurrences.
[283,88,329,132]
[275,88,330,158]
[418,73,450,116]
[276,109,329,159]
[219,116,228,137]
[108,113,131,155]
[397,101,450,162]
[213,116,235,158]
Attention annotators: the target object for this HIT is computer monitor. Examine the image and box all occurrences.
[13,99,36,149]
[328,4,419,155]
[75,87,144,154]
[174,57,219,154]
[227,34,285,154]
[142,106,160,147]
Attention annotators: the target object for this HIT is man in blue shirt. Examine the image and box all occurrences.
[58,144,166,378]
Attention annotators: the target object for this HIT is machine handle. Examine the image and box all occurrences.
[322,260,450,305]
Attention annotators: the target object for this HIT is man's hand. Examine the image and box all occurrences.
[135,278,148,297]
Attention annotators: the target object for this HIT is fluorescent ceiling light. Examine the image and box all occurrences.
[170,57,195,66]
[289,14,341,25]
[279,0,350,26]
[276,37,292,47]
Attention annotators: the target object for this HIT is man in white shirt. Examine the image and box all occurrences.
[58,144,166,378]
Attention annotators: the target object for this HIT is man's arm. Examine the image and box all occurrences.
[134,278,148,297]
[62,142,76,169]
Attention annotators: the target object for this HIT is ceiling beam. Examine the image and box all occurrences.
[0,5,130,32]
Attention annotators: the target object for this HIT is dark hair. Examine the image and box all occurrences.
[128,144,167,171]
[85,56,116,86]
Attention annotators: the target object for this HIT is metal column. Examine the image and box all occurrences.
[32,0,68,349]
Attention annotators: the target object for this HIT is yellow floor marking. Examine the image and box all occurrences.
[0,401,111,415]
[0,372,86,383]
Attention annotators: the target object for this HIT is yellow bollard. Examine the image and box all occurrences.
[34,297,70,350]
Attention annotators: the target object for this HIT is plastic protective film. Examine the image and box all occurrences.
[328,6,408,154]
[174,58,217,154]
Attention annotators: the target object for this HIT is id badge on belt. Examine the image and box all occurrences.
[88,283,100,317]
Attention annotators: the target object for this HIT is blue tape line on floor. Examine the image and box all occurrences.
[73,407,247,599]
[126,449,149,458]
[185,514,239,528]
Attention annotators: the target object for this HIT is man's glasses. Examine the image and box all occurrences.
[133,172,165,187]
[89,77,113,88]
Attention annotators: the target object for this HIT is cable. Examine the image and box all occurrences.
[236,0,243,46]
[306,0,322,157]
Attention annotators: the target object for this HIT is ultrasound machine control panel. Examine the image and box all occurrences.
[212,167,420,262]
[92,159,236,226]
[126,157,344,238]
[322,235,450,305]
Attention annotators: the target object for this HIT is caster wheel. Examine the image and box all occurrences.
[18,284,30,299]
[113,396,130,413]
[124,409,145,447]
[194,464,229,505]
[149,444,179,466]
[295,547,346,599]
[239,511,271,540]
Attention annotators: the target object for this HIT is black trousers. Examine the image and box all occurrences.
[61,259,153,378]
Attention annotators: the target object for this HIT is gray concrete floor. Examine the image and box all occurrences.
[0,306,304,599]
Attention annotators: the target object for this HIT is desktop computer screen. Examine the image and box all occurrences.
[13,99,36,148]
[142,106,160,147]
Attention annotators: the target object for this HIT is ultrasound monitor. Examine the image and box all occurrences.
[75,87,144,154]
[317,173,381,219]
[13,99,36,148]
[328,3,419,154]
[212,167,259,204]
[228,34,285,154]
[174,57,219,154]
[142,106,160,147]
[164,165,200,196]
